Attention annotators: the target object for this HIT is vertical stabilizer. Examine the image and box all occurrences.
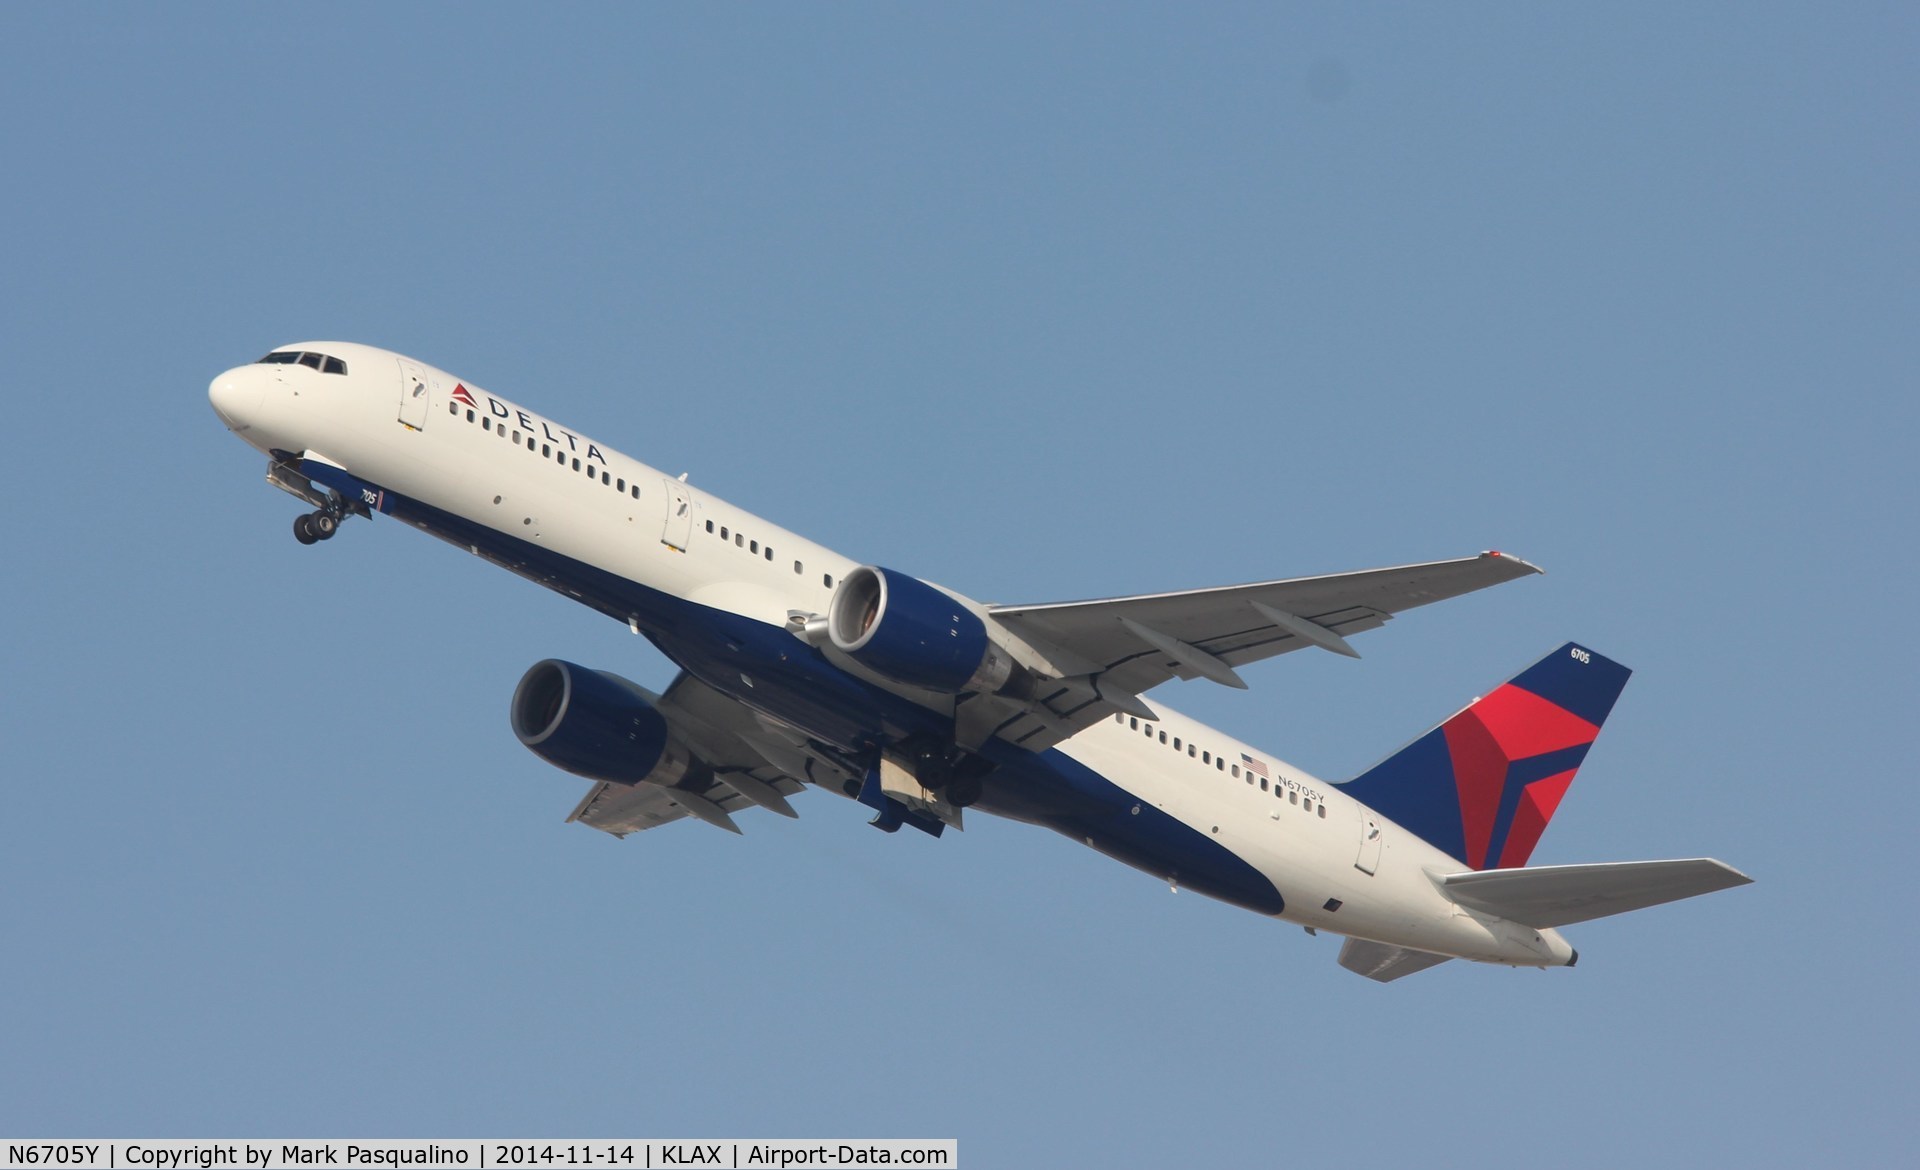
[1340,644,1631,869]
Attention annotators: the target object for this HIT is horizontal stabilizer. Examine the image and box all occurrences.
[1338,938,1455,982]
[1437,858,1752,929]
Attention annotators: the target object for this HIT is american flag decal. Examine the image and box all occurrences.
[1240,752,1269,778]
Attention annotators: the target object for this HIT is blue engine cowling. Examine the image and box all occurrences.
[826,566,1015,694]
[510,659,690,786]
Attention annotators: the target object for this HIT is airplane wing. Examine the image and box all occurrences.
[568,672,834,837]
[969,552,1540,752]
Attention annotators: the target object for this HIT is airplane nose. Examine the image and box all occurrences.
[208,368,261,431]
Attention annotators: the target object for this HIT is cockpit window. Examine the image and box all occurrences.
[256,350,348,375]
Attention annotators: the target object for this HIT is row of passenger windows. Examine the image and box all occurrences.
[1116,713,1328,817]
[703,518,836,589]
[451,402,642,499]
[258,350,348,375]
[447,399,839,588]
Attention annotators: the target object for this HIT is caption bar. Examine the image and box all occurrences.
[0,1143,956,1170]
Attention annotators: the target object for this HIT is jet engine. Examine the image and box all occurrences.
[510,659,697,787]
[827,565,1022,695]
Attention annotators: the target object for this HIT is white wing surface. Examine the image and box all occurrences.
[969,552,1541,751]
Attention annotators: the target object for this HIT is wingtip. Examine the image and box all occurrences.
[1483,550,1546,576]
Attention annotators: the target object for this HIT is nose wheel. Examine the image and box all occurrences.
[292,498,345,545]
[292,512,339,544]
[267,461,367,547]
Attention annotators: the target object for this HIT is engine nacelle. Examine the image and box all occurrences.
[827,565,1018,695]
[510,659,695,787]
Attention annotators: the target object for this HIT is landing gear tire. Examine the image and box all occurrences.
[945,773,984,808]
[913,746,953,791]
[309,511,339,540]
[293,514,319,545]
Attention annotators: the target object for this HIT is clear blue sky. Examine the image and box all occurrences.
[3,4,1912,1166]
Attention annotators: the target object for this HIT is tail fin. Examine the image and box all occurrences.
[1341,643,1631,870]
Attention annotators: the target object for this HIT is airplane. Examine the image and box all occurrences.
[208,342,1750,982]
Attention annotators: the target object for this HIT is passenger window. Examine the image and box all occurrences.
[1173,737,1181,751]
[765,548,773,561]
[1202,751,1211,764]
[1318,806,1327,819]
[1232,765,1240,778]
[794,561,803,574]
[1289,791,1298,804]
[823,574,833,588]
[512,431,521,443]
[1158,731,1168,744]
[707,521,715,533]
[1260,778,1268,791]
[631,486,639,498]
[572,458,581,471]
[1188,745,1196,758]
[750,540,758,553]
[617,478,625,492]
[482,418,491,431]
[542,444,551,456]
[466,410,475,422]
[721,527,729,540]
[449,402,458,416]
[1129,718,1138,730]
[1216,757,1225,771]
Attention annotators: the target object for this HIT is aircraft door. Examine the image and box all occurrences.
[1355,813,1384,875]
[397,358,430,429]
[661,478,693,551]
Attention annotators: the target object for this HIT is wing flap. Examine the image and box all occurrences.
[1437,858,1754,929]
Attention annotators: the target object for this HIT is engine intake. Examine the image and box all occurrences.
[827,566,1017,695]
[510,659,694,787]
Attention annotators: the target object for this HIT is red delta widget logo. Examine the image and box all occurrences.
[450,384,608,465]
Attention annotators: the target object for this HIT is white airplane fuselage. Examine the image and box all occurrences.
[209,341,1585,972]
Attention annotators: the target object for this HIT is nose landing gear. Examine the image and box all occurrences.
[267,458,365,547]
[292,510,340,545]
